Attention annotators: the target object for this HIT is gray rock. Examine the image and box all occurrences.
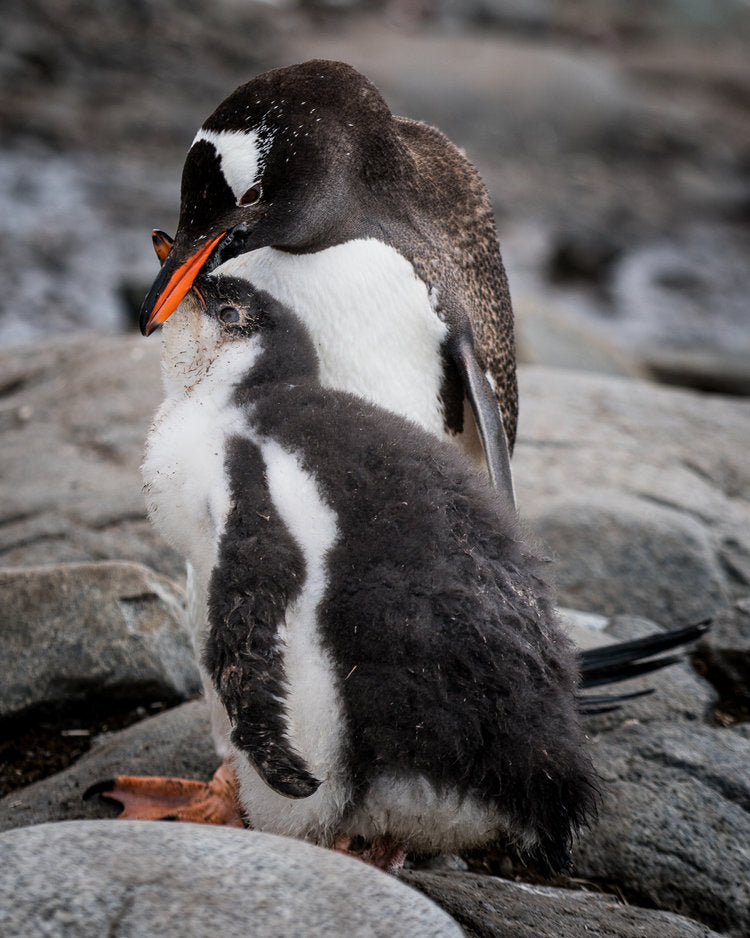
[515,366,750,528]
[647,346,750,398]
[0,561,199,720]
[0,700,216,833]
[515,366,750,699]
[575,721,750,937]
[0,820,463,938]
[514,292,643,378]
[0,334,182,579]
[404,870,723,938]
[559,607,611,645]
[610,224,750,383]
[580,615,716,733]
[700,598,750,707]
[530,491,728,623]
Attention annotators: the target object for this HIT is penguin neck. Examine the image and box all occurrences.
[159,303,320,410]
[158,308,259,404]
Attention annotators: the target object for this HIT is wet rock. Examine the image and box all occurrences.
[576,721,750,937]
[0,700,215,833]
[610,224,750,378]
[0,148,176,345]
[0,0,280,156]
[548,223,622,284]
[404,870,723,938]
[0,561,199,721]
[0,821,463,938]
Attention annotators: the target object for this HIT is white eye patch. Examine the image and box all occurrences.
[192,127,273,203]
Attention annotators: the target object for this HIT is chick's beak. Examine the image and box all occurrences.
[139,232,226,336]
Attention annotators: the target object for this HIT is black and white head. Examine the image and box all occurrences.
[159,261,318,396]
[140,60,409,336]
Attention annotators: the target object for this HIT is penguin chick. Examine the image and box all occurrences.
[138,59,516,502]
[138,272,598,874]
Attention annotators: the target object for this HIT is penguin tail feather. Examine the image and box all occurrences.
[576,618,710,714]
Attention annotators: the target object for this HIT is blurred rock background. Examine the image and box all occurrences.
[2,0,749,391]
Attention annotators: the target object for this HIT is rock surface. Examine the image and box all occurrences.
[0,821,463,938]
[532,492,727,623]
[404,870,724,938]
[0,701,216,834]
[5,691,744,935]
[515,366,750,703]
[0,335,178,577]
[576,722,750,937]
[0,561,198,720]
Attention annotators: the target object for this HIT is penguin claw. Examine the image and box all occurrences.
[86,762,244,828]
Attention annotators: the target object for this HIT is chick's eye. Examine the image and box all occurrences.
[238,184,262,207]
[219,306,241,324]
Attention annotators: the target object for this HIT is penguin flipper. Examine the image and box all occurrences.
[452,329,516,507]
[230,725,322,800]
[205,437,323,802]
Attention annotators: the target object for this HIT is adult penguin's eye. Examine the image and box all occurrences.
[219,306,241,324]
[238,184,262,206]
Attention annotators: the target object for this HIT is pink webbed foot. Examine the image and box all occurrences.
[334,834,408,874]
[85,761,244,828]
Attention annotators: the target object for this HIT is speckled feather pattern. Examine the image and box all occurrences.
[392,116,517,448]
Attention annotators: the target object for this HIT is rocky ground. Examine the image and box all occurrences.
[2,1,750,936]
[1,333,749,936]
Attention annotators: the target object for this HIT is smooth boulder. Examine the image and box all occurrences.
[0,562,198,720]
[0,820,463,938]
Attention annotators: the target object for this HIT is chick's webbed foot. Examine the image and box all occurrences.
[334,834,407,874]
[85,761,244,828]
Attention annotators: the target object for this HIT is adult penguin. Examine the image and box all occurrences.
[139,59,517,501]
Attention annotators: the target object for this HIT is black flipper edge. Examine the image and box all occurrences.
[452,330,516,508]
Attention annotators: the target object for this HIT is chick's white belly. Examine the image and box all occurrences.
[232,757,505,853]
[142,402,239,582]
[142,391,244,754]
[226,438,352,842]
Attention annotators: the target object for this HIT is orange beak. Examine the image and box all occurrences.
[139,232,226,336]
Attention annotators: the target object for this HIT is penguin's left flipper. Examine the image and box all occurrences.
[83,762,244,827]
[451,329,516,508]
